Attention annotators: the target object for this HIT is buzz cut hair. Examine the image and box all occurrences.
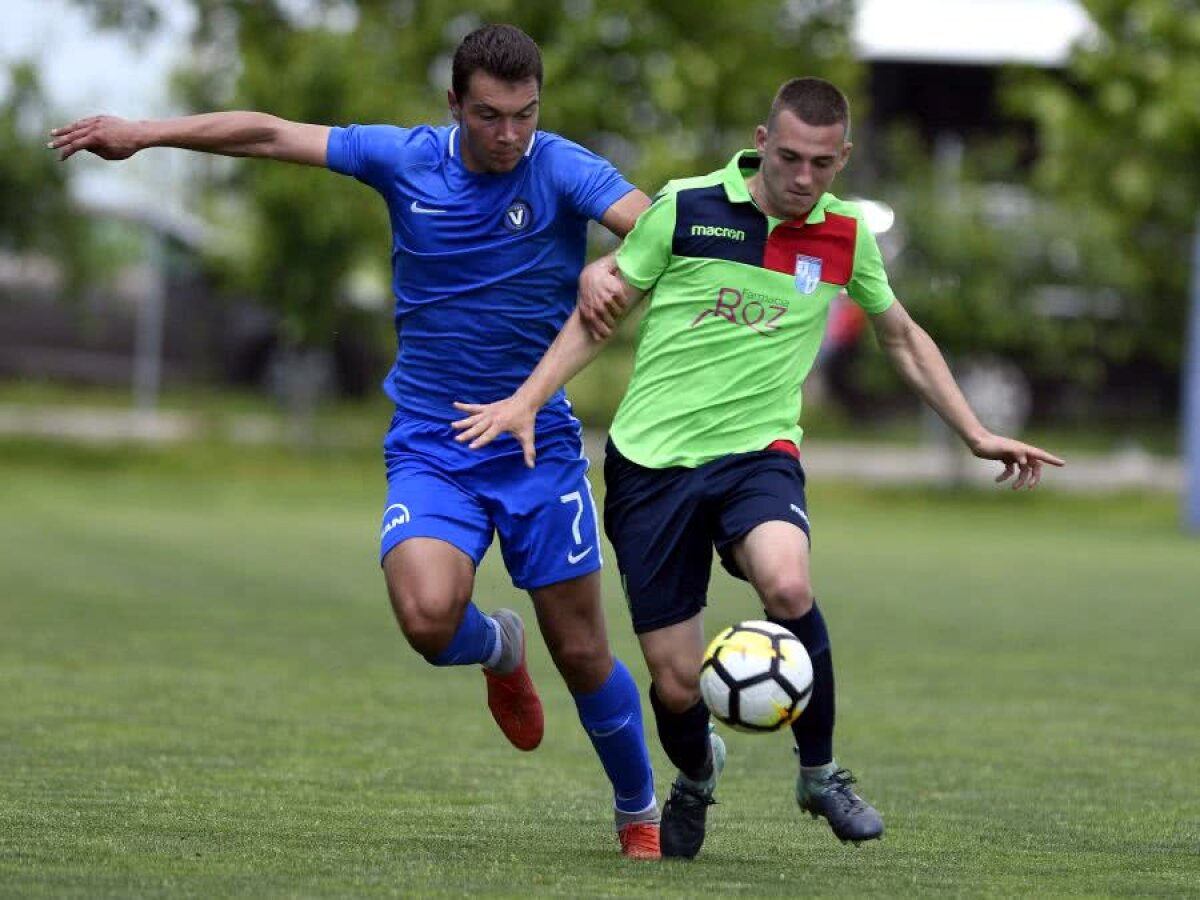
[768,77,851,142]
[452,24,544,100]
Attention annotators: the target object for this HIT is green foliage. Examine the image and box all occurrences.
[1008,0,1200,367]
[81,0,860,347]
[71,0,161,40]
[0,62,91,283]
[880,128,1120,389]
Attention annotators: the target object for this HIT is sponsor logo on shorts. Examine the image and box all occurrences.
[380,503,411,540]
[790,503,809,527]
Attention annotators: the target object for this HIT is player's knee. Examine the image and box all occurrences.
[652,670,702,713]
[758,571,814,619]
[548,635,612,691]
[391,593,459,656]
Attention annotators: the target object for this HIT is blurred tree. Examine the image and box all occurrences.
[0,62,91,286]
[73,0,861,428]
[880,128,1120,397]
[1010,0,1200,370]
[74,0,860,347]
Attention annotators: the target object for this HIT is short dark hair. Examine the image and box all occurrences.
[452,25,543,100]
[768,77,851,141]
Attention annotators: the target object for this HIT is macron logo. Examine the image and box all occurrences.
[410,200,447,215]
[691,224,745,241]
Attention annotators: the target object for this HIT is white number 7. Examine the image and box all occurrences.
[559,490,584,546]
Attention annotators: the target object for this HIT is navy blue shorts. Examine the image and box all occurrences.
[602,438,811,634]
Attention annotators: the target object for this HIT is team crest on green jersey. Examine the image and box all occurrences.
[794,254,823,294]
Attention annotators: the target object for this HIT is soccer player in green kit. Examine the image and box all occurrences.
[452,77,1064,858]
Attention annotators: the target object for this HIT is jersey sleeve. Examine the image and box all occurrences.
[846,214,896,314]
[548,136,637,222]
[615,186,677,290]
[326,124,417,193]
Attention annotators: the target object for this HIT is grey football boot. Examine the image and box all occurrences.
[796,765,884,844]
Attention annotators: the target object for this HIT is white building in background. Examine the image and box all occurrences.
[853,0,1094,67]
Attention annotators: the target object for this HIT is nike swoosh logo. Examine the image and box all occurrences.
[567,546,594,565]
[410,201,447,214]
[589,713,632,739]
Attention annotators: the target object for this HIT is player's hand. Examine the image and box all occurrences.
[577,257,625,341]
[452,397,539,468]
[48,115,144,161]
[968,432,1064,490]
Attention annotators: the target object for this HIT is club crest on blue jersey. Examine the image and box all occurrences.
[794,254,823,295]
[504,200,532,232]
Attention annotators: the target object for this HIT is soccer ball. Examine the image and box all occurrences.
[699,620,813,733]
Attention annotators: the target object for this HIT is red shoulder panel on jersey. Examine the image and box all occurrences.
[762,211,857,286]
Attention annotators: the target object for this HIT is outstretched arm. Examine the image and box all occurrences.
[870,300,1064,488]
[453,269,646,467]
[50,112,330,167]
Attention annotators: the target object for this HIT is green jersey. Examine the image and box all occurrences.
[611,150,895,469]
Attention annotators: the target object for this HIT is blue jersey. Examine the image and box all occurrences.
[327,124,634,430]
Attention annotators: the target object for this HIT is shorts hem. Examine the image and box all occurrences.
[515,559,603,592]
[380,529,485,568]
[630,598,707,635]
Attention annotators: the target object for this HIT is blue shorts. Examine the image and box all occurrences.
[602,438,811,634]
[380,412,603,590]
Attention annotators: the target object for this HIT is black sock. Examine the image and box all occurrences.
[649,683,713,782]
[769,602,835,767]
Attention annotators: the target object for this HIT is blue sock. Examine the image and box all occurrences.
[573,658,657,815]
[426,602,499,667]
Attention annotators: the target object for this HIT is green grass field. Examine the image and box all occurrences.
[2,439,1198,896]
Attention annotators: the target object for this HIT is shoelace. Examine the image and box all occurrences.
[822,769,867,812]
[671,782,717,807]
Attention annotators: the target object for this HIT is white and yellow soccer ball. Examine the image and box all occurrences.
[699,620,813,733]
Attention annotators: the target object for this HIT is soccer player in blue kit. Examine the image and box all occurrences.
[50,24,662,858]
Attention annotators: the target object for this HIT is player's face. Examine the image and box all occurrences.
[449,71,540,174]
[752,109,851,220]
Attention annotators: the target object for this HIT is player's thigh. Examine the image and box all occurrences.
[382,537,476,626]
[638,613,707,711]
[714,452,814,615]
[729,521,814,618]
[485,434,604,591]
[603,441,715,635]
[379,452,492,625]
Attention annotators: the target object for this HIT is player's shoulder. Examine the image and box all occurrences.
[340,122,449,162]
[819,192,871,224]
[527,130,609,168]
[529,129,581,154]
[647,168,727,207]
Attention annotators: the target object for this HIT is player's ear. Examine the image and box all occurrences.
[754,124,768,155]
[837,141,853,171]
[447,89,461,123]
